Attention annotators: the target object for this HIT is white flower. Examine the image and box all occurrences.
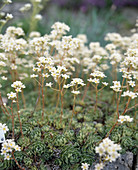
[102,82,108,86]
[45,82,53,87]
[90,71,106,78]
[95,146,105,156]
[7,92,16,99]
[63,84,70,89]
[42,73,49,78]
[91,78,100,84]
[110,152,120,162]
[122,91,137,99]
[11,81,25,90]
[6,13,13,20]
[87,78,93,82]
[0,61,6,66]
[1,149,7,155]
[30,74,38,78]
[4,154,11,160]
[95,163,104,170]
[15,87,22,93]
[128,80,135,87]
[70,78,85,86]
[95,138,121,167]
[0,123,9,134]
[110,81,121,92]
[118,115,133,123]
[61,74,70,79]
[81,163,90,170]
[1,137,21,161]
[113,81,121,87]
[14,145,21,151]
[1,76,7,80]
[35,0,42,2]
[4,0,12,4]
[10,64,17,70]
[71,90,80,95]
[35,14,42,20]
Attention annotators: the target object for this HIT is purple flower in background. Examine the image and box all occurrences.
[82,0,105,7]
[52,0,69,6]
[51,0,138,9]
[80,0,105,12]
[112,0,138,7]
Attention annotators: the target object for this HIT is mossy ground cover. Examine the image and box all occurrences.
[0,88,137,170]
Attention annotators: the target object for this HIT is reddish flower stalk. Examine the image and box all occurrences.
[16,92,23,138]
[41,75,45,121]
[11,100,14,139]
[12,151,25,170]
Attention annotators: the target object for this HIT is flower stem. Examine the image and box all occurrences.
[82,82,89,101]
[21,90,26,109]
[94,84,98,112]
[12,151,25,170]
[41,75,45,121]
[60,93,64,123]
[11,101,14,139]
[0,92,10,116]
[16,92,23,138]
[70,95,76,126]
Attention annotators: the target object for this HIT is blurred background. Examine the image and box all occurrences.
[1,0,138,45]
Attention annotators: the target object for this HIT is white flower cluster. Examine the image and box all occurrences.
[11,81,25,93]
[29,35,50,55]
[118,115,133,123]
[88,70,107,84]
[0,123,21,160]
[110,81,121,92]
[70,78,85,95]
[0,27,26,52]
[95,138,121,170]
[36,56,54,69]
[110,52,122,65]
[70,78,85,86]
[50,22,70,39]
[19,3,32,12]
[1,139,21,160]
[90,70,106,78]
[122,90,137,99]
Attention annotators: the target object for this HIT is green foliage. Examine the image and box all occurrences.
[1,88,137,169]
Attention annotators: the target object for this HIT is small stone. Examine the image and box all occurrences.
[90,152,133,170]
